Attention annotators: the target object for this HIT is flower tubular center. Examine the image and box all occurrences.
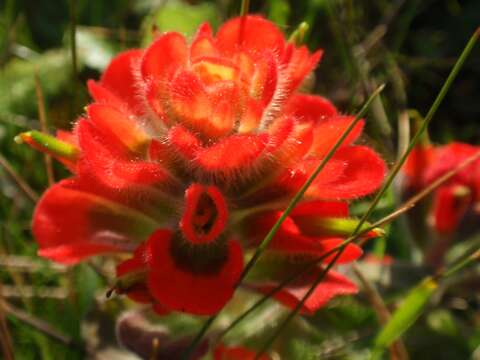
[180,183,228,244]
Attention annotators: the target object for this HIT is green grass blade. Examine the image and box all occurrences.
[372,277,438,359]
[372,248,480,359]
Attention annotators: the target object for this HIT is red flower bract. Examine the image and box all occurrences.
[28,15,386,316]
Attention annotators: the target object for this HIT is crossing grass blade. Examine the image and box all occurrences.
[215,149,480,345]
[180,84,385,360]
[372,248,480,359]
[253,28,479,359]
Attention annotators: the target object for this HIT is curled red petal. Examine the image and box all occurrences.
[33,179,157,264]
[272,121,314,166]
[308,146,386,200]
[282,47,322,95]
[87,103,150,154]
[216,15,285,56]
[190,23,218,60]
[196,22,213,37]
[266,116,295,152]
[279,158,346,193]
[147,230,243,315]
[196,134,268,173]
[249,50,278,105]
[87,80,128,111]
[247,211,361,263]
[239,157,345,206]
[77,120,174,191]
[284,94,337,123]
[310,116,365,158]
[167,125,202,160]
[204,80,239,137]
[290,200,349,218]
[141,32,187,80]
[248,269,357,315]
[169,69,240,138]
[169,70,210,129]
[100,49,143,113]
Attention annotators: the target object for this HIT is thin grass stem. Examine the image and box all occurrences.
[0,153,39,202]
[34,69,54,186]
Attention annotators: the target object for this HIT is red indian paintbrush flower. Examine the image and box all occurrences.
[20,16,386,316]
[214,344,271,360]
[404,142,480,233]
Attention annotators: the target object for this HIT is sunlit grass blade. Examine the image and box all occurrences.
[181,84,385,360]
[253,28,479,358]
[0,284,15,360]
[353,264,410,360]
[372,248,480,359]
[371,277,438,360]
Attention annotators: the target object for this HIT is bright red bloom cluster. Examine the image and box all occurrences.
[404,142,480,233]
[25,16,386,316]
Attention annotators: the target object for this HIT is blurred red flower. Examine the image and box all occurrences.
[25,16,386,316]
[404,142,480,233]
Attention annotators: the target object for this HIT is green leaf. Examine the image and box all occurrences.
[268,0,290,27]
[74,27,120,71]
[286,339,318,360]
[373,277,438,357]
[75,264,102,318]
[141,0,219,46]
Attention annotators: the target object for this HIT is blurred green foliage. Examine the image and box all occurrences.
[0,0,479,359]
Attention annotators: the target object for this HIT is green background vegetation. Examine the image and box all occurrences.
[0,0,479,359]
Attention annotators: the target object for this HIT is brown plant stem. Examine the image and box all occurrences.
[34,69,54,186]
[352,264,409,360]
[0,299,86,354]
[69,0,78,118]
[0,284,15,360]
[0,152,39,202]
